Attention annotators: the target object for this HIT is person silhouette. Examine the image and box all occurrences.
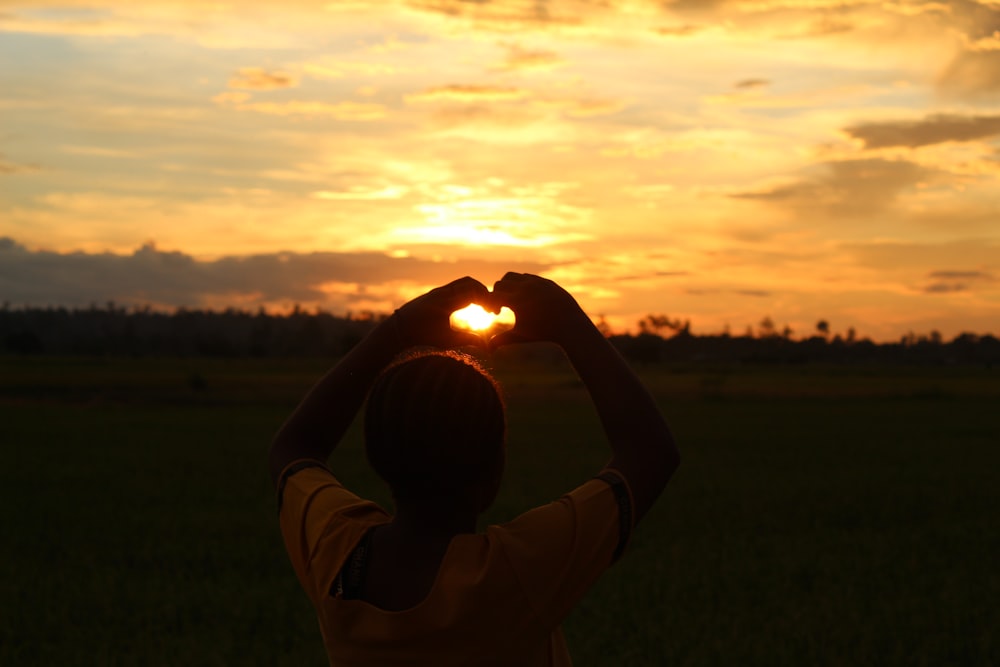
[269,273,680,666]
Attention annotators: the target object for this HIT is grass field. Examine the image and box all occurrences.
[1,353,998,665]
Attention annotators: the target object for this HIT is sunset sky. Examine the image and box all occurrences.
[2,0,999,341]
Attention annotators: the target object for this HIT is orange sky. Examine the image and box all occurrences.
[1,0,998,340]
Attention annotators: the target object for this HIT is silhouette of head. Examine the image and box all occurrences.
[364,350,506,512]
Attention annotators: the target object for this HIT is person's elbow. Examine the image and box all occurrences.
[268,427,301,488]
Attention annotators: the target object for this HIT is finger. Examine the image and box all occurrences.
[487,328,532,351]
[480,289,503,314]
[490,277,519,301]
[440,276,490,309]
[449,329,489,350]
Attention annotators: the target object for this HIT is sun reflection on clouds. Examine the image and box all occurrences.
[393,222,580,248]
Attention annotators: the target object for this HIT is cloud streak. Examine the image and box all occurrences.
[0,153,39,174]
[493,42,566,72]
[406,85,529,103]
[212,94,387,120]
[731,158,933,217]
[845,114,1000,149]
[228,67,298,90]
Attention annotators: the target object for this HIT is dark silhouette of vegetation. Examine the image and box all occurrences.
[0,304,997,365]
[0,303,380,358]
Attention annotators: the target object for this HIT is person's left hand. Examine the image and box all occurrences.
[392,276,494,349]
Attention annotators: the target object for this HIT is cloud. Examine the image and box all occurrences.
[938,50,1000,98]
[228,67,298,90]
[845,113,1000,148]
[922,268,995,294]
[405,85,529,103]
[652,24,703,37]
[541,96,625,117]
[734,78,769,89]
[301,61,401,79]
[928,270,994,280]
[212,94,387,120]
[0,153,39,175]
[405,0,583,31]
[424,104,543,131]
[923,282,968,293]
[0,238,549,310]
[779,15,855,39]
[934,1,1000,97]
[313,186,409,200]
[731,158,933,217]
[843,239,1000,277]
[493,42,565,72]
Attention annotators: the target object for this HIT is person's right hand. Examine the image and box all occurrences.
[393,276,492,350]
[488,272,592,349]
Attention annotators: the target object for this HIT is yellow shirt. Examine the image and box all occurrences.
[278,461,633,667]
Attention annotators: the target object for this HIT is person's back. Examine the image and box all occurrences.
[270,273,680,665]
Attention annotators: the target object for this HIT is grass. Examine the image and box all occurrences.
[1,354,997,665]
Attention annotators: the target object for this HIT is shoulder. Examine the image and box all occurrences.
[276,459,390,599]
[492,472,633,557]
[476,473,635,626]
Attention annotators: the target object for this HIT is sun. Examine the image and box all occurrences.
[450,304,516,334]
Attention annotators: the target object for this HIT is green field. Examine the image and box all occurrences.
[1,354,998,666]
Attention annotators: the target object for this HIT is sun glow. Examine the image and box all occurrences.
[449,304,516,334]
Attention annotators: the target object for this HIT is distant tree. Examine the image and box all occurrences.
[758,316,776,338]
[816,319,830,338]
[781,325,794,340]
[638,314,688,338]
[846,326,856,344]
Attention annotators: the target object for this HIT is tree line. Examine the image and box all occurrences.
[1,304,997,366]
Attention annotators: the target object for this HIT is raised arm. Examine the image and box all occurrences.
[489,273,679,522]
[268,276,491,487]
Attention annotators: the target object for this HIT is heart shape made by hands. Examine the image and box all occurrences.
[449,304,516,336]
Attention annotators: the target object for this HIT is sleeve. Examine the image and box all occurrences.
[492,469,635,628]
[276,459,390,602]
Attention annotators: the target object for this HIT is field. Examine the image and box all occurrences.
[1,353,998,666]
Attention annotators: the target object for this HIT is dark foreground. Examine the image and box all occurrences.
[1,355,997,665]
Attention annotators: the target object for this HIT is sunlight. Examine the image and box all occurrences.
[449,304,516,334]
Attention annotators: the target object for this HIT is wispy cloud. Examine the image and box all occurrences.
[213,93,387,120]
[406,85,529,103]
[732,158,934,217]
[928,270,995,281]
[312,186,409,201]
[0,153,39,175]
[405,0,584,31]
[734,78,770,89]
[492,42,566,72]
[228,67,298,90]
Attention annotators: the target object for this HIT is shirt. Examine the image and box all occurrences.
[277,460,633,667]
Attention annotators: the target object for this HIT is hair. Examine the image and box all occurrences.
[364,350,506,509]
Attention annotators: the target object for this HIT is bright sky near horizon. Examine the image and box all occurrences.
[1,0,999,341]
